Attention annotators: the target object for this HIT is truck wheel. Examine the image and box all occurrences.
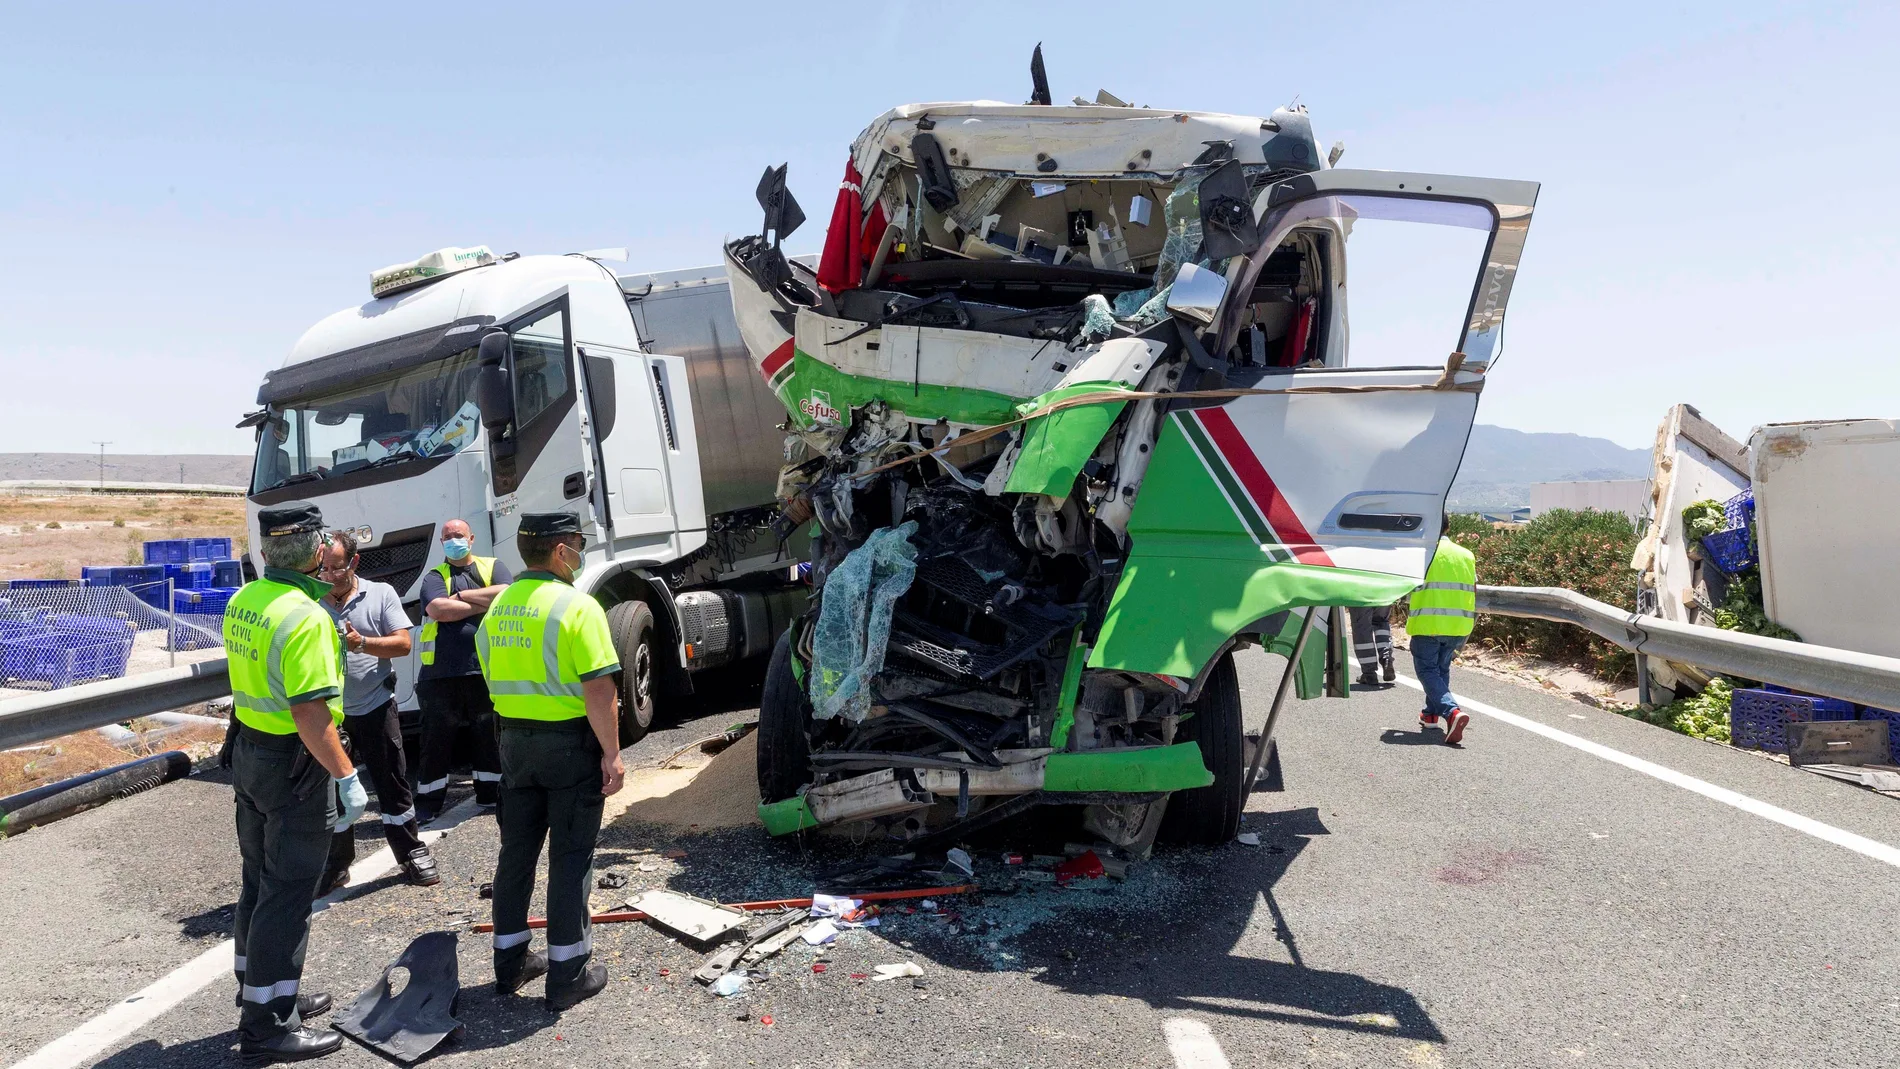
[608,600,657,748]
[1159,652,1246,845]
[756,630,812,803]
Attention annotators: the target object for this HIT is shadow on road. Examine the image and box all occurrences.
[1034,805,1445,1043]
[1379,727,1448,747]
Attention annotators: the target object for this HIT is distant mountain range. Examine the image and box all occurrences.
[0,453,253,487]
[4,427,1647,511]
[1448,425,1650,510]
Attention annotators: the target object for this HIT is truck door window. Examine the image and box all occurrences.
[510,306,571,431]
[1222,196,1497,370]
[1330,200,1493,369]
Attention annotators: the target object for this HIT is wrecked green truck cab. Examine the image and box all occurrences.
[726,95,1538,846]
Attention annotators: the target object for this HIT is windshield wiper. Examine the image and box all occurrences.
[275,469,327,488]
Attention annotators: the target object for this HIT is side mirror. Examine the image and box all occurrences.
[1166,262,1229,327]
[477,332,516,456]
[1197,159,1263,260]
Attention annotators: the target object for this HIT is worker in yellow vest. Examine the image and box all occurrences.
[222,502,366,1063]
[477,512,624,1012]
[414,518,513,821]
[1406,514,1478,745]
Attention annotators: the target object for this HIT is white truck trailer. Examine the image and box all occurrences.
[243,251,808,743]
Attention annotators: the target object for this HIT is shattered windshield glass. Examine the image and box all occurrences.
[251,348,483,493]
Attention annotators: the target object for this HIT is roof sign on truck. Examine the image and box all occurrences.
[370,245,495,299]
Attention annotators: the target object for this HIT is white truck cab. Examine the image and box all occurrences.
[245,249,806,742]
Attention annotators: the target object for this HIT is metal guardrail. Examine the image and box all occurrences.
[1477,586,1900,711]
[3,585,1899,751]
[0,659,230,751]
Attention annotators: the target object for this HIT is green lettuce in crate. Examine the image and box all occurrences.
[1681,499,1728,542]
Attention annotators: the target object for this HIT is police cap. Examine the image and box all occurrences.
[518,512,583,537]
[258,501,325,537]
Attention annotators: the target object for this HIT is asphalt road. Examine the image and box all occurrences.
[4,651,1898,1069]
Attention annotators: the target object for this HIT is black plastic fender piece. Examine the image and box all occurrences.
[336,931,464,1064]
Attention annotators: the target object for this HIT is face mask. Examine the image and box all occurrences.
[443,537,471,561]
[554,542,582,579]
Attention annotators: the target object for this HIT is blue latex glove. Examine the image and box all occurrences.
[334,770,369,832]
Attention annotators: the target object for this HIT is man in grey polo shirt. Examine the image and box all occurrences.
[316,529,439,893]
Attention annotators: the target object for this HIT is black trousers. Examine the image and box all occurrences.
[415,675,502,816]
[490,719,605,993]
[1350,604,1395,678]
[231,726,331,1044]
[326,699,426,876]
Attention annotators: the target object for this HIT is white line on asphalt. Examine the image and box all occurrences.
[1163,1017,1232,1069]
[1396,675,1900,871]
[9,797,486,1069]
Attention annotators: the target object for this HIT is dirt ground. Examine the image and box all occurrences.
[0,494,247,582]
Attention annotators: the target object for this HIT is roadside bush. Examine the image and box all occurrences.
[1399,510,1640,682]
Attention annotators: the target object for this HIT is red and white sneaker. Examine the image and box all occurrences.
[1418,711,1441,731]
[1443,707,1470,746]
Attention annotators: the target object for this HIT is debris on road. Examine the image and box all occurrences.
[801,918,840,945]
[596,871,629,889]
[709,973,750,997]
[695,909,810,984]
[1236,832,1261,846]
[335,931,464,1064]
[871,962,924,982]
[629,890,751,943]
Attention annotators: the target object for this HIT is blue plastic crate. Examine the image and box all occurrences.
[1730,688,1857,753]
[212,559,243,587]
[81,564,167,587]
[1722,489,1755,531]
[142,539,193,565]
[164,562,217,590]
[189,538,233,562]
[1700,527,1756,574]
[6,579,82,590]
[172,586,239,616]
[0,630,134,688]
[1859,707,1900,763]
[50,613,137,637]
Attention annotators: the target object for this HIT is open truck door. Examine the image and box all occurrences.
[479,292,601,549]
[1092,170,1539,675]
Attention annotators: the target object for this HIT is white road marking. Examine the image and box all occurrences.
[1396,675,1900,871]
[1163,1017,1232,1069]
[9,797,485,1069]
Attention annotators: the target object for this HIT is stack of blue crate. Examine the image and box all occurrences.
[0,612,136,689]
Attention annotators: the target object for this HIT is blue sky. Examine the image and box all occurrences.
[3,1,1894,455]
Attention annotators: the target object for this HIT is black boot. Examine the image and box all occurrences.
[545,963,608,1012]
[402,847,441,887]
[235,990,332,1019]
[239,1026,344,1063]
[1381,654,1396,683]
[496,950,548,995]
[1357,671,1380,688]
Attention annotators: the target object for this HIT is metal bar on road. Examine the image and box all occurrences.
[0,659,231,750]
[1477,585,1900,711]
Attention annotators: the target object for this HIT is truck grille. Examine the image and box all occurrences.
[357,524,434,597]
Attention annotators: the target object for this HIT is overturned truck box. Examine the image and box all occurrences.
[726,94,1539,845]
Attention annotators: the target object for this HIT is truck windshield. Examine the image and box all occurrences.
[252,348,483,493]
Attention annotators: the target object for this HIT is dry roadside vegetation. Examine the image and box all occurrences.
[0,494,248,582]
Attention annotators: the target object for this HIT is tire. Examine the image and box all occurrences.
[607,600,657,748]
[1159,652,1246,845]
[756,630,813,804]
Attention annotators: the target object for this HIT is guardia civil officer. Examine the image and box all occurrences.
[223,503,368,1062]
[478,512,625,1011]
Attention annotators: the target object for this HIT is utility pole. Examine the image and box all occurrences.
[92,441,111,488]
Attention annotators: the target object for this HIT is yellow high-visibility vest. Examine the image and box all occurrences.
[223,571,344,733]
[476,574,620,721]
[418,556,496,665]
[1406,537,1477,638]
